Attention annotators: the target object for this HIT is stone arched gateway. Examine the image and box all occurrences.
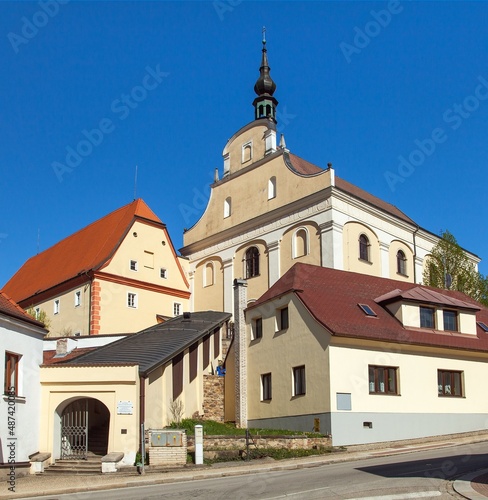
[55,397,110,460]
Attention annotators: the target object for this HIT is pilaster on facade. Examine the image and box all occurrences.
[414,255,424,284]
[267,240,281,287]
[319,221,343,270]
[223,258,234,314]
[89,281,100,335]
[233,279,248,429]
[379,241,390,278]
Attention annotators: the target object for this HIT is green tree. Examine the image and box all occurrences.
[423,230,488,306]
[26,306,51,331]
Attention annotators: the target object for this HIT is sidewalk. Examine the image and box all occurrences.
[4,432,488,500]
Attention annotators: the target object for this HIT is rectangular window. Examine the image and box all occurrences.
[443,310,458,332]
[144,251,154,269]
[74,290,81,307]
[172,352,184,399]
[127,292,137,308]
[203,334,210,369]
[5,352,20,395]
[213,327,220,358]
[261,373,272,401]
[34,307,40,320]
[438,369,463,397]
[54,299,60,315]
[420,306,435,328]
[160,268,167,279]
[293,365,306,396]
[130,260,138,271]
[189,342,198,383]
[173,303,182,316]
[253,318,263,339]
[280,307,289,330]
[368,365,398,395]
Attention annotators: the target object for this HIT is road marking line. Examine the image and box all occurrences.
[263,486,331,498]
[347,491,442,500]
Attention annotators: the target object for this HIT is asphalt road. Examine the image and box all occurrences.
[25,441,488,500]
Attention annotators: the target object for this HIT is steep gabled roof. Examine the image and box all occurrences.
[57,311,231,375]
[3,199,163,304]
[0,290,45,328]
[249,263,488,352]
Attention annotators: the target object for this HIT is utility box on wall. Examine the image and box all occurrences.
[147,430,187,466]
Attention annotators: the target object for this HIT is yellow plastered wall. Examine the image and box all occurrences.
[194,258,224,312]
[246,294,331,422]
[343,222,381,276]
[39,365,139,463]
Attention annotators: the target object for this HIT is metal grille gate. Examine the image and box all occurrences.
[61,399,88,459]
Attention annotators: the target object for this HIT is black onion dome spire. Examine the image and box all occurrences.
[252,27,278,122]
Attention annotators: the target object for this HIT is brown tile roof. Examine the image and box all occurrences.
[249,263,488,353]
[284,152,415,225]
[3,199,163,304]
[0,290,45,328]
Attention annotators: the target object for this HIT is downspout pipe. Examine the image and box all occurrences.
[139,374,146,473]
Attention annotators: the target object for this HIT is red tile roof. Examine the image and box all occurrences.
[285,153,415,225]
[43,347,97,365]
[249,263,488,353]
[0,290,45,328]
[3,199,164,304]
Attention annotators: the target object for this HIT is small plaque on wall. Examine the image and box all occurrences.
[117,401,133,415]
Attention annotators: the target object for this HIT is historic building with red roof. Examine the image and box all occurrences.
[3,199,190,336]
[225,263,488,446]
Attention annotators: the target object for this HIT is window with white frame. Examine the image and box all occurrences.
[74,290,81,307]
[34,307,41,320]
[224,197,232,218]
[174,302,182,316]
[160,268,167,279]
[130,260,138,271]
[54,299,60,315]
[4,352,21,396]
[268,176,276,199]
[292,365,306,396]
[261,373,272,401]
[127,292,137,308]
[293,228,309,258]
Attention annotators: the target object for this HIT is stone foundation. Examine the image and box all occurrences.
[202,375,224,422]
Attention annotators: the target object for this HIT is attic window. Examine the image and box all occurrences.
[478,321,488,332]
[358,304,376,317]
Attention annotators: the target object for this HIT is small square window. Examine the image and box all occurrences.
[368,365,399,395]
[293,365,306,396]
[438,369,463,397]
[127,293,137,308]
[160,268,167,279]
[74,290,81,307]
[261,373,272,401]
[130,260,138,271]
[174,303,182,316]
[54,299,60,315]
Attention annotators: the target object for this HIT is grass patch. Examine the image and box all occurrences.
[167,419,325,437]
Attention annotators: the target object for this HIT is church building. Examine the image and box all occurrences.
[180,35,480,315]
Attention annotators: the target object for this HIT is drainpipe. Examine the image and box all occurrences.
[413,224,419,283]
[139,374,146,473]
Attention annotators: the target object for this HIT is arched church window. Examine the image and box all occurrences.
[294,228,309,258]
[397,250,407,276]
[224,197,231,218]
[242,143,252,163]
[268,176,276,199]
[204,262,214,287]
[359,234,370,262]
[245,247,260,278]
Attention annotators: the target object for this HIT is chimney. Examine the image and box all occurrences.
[233,278,248,428]
[56,338,68,356]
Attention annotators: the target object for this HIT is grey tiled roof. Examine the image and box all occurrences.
[64,311,231,375]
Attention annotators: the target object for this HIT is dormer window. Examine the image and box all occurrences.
[420,306,435,328]
[443,310,458,332]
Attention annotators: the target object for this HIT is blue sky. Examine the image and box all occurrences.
[1,1,488,288]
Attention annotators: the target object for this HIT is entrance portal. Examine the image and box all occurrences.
[60,398,110,459]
